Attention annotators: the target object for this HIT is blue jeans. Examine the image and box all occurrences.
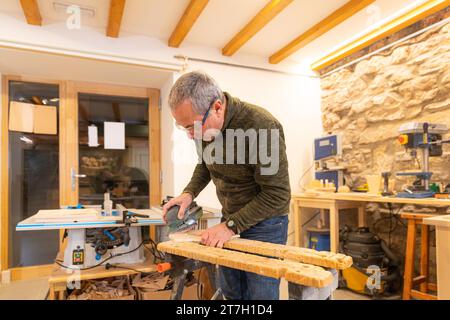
[218,215,289,300]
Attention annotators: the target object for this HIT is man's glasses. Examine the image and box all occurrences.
[175,101,214,133]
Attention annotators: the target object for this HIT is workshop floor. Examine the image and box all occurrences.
[0,278,369,300]
[0,277,49,300]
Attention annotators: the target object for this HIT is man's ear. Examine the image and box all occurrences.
[214,100,223,113]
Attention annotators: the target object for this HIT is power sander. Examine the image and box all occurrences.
[162,196,203,234]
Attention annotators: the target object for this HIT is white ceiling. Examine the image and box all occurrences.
[0,0,426,64]
[0,46,172,88]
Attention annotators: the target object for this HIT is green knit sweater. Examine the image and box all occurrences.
[183,92,291,233]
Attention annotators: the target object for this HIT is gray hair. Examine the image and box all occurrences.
[168,71,224,114]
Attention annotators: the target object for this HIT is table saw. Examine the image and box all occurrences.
[16,207,165,269]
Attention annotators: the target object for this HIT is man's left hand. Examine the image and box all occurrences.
[200,222,235,248]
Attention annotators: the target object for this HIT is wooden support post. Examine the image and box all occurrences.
[420,224,429,293]
[293,201,301,247]
[358,205,367,227]
[403,218,417,300]
[329,203,339,253]
[48,286,56,300]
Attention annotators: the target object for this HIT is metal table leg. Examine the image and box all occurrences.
[288,269,339,300]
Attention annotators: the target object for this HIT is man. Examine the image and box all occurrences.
[163,71,291,300]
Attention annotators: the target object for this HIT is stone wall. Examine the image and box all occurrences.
[320,22,450,282]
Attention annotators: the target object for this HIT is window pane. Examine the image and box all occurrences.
[78,93,150,209]
[8,81,60,267]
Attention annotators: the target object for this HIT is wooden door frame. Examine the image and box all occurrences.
[1,76,161,280]
[65,81,161,207]
[1,75,65,279]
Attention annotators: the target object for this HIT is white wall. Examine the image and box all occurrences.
[0,14,322,225]
[161,62,322,210]
[0,71,2,272]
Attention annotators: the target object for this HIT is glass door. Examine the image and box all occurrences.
[77,93,150,209]
[65,82,161,219]
[3,80,61,270]
[1,78,161,278]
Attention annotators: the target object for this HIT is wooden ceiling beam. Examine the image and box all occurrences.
[311,0,450,71]
[168,0,209,48]
[19,0,42,26]
[269,0,376,64]
[222,0,293,56]
[107,0,126,38]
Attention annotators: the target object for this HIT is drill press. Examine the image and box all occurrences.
[396,122,449,198]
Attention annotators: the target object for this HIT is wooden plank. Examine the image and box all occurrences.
[106,0,126,38]
[424,215,450,228]
[222,0,293,56]
[412,275,427,285]
[0,75,9,270]
[19,0,42,26]
[269,0,375,64]
[167,232,352,270]
[434,225,450,299]
[157,241,334,288]
[64,81,79,206]
[292,192,450,206]
[168,0,209,48]
[222,238,352,270]
[400,213,436,221]
[148,88,161,242]
[311,0,450,71]
[410,289,437,300]
[74,81,148,98]
[58,81,67,247]
[10,264,54,281]
[148,89,161,207]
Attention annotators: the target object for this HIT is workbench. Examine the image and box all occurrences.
[292,192,450,252]
[424,214,450,300]
[47,251,156,300]
[158,237,352,300]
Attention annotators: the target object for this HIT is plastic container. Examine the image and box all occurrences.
[103,193,113,216]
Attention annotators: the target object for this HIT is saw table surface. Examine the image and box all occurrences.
[16,208,165,231]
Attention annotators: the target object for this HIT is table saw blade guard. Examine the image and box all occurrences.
[63,226,145,269]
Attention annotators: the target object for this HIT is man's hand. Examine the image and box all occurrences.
[162,193,193,222]
[200,222,235,248]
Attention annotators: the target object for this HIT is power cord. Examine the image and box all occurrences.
[54,240,146,271]
[301,210,320,227]
[298,162,315,190]
[143,238,166,263]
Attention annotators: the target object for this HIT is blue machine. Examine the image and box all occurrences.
[314,135,341,161]
[396,122,449,198]
[307,228,330,251]
[314,134,344,191]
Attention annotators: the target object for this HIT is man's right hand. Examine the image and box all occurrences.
[162,192,193,222]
